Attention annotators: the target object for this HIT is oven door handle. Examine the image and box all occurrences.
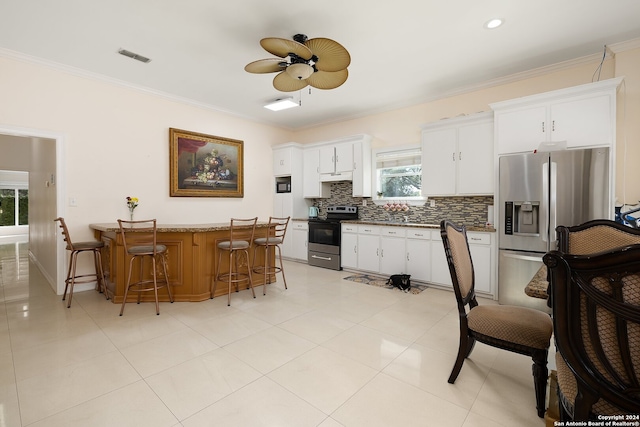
[310,254,333,261]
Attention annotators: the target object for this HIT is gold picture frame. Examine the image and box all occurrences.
[169,128,244,197]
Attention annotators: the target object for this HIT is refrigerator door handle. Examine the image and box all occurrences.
[541,161,549,243]
[549,161,557,244]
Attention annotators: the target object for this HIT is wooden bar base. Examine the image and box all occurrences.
[90,222,272,303]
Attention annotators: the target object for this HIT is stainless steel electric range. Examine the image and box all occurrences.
[307,205,358,270]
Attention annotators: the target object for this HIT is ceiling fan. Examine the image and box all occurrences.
[245,34,350,92]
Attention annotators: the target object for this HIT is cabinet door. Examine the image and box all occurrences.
[291,227,308,262]
[457,121,494,195]
[495,106,547,154]
[422,128,457,196]
[406,238,430,282]
[334,142,354,173]
[273,148,292,176]
[469,244,491,294]
[319,146,336,174]
[430,232,452,287]
[341,232,358,269]
[550,94,613,148]
[357,233,380,273]
[303,149,322,198]
[379,236,406,275]
[352,140,371,197]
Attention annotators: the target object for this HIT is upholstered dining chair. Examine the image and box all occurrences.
[211,217,258,306]
[252,216,290,295]
[55,217,107,307]
[440,220,553,418]
[543,244,640,420]
[118,219,173,315]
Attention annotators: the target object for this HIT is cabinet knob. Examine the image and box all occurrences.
[552,120,555,131]
[541,122,545,133]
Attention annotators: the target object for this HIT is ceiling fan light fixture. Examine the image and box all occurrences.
[264,97,299,111]
[286,63,314,80]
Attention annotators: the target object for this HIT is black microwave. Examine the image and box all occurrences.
[275,176,291,193]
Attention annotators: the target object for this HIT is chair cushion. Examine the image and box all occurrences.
[218,240,250,250]
[128,244,167,255]
[254,237,283,245]
[555,352,625,416]
[467,305,552,349]
[74,241,105,250]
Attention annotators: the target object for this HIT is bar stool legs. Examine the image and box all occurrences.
[252,217,290,296]
[210,217,258,306]
[55,217,108,308]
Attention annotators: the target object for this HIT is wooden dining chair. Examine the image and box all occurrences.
[544,244,640,420]
[441,220,553,417]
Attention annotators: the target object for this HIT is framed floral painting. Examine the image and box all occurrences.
[169,128,244,197]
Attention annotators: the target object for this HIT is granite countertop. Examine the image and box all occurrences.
[89,222,269,233]
[340,219,496,233]
[525,265,549,299]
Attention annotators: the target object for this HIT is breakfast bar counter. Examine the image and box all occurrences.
[90,222,271,303]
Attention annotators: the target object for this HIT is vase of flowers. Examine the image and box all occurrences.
[126,196,139,220]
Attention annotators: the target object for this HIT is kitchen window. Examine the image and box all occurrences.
[374,146,423,200]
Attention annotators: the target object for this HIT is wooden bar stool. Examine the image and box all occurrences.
[55,217,107,307]
[118,219,173,315]
[252,216,290,295]
[211,217,257,306]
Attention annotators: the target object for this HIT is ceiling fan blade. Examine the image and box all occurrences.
[307,69,348,90]
[260,37,312,60]
[305,38,351,72]
[273,71,309,92]
[244,58,285,73]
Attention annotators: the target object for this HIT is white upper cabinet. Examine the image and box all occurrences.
[491,77,623,155]
[303,134,372,198]
[319,142,354,174]
[421,112,494,196]
[273,146,293,176]
[303,148,330,198]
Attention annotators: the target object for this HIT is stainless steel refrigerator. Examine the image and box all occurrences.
[498,147,611,310]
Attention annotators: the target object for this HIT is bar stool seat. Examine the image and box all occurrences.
[211,217,258,306]
[55,217,107,307]
[118,219,173,315]
[252,216,290,295]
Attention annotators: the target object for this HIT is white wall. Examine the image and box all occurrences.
[0,55,293,292]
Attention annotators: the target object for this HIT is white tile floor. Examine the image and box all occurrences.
[0,238,551,426]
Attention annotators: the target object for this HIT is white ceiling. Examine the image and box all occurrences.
[2,0,640,130]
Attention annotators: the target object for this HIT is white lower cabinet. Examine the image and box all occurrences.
[339,223,494,297]
[341,224,358,269]
[379,227,406,274]
[405,229,431,282]
[430,230,452,288]
[467,232,492,294]
[357,225,380,273]
[290,221,308,262]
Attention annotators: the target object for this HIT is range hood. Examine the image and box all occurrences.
[320,171,353,182]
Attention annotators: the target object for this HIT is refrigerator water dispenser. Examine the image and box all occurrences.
[504,201,540,235]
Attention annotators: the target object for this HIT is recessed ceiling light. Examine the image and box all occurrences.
[264,98,299,111]
[484,18,504,29]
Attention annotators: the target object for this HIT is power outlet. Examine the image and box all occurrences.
[430,200,436,208]
[362,199,367,207]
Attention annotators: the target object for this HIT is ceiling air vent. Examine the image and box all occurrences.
[118,48,151,63]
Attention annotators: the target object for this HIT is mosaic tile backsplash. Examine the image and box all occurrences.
[311,181,494,228]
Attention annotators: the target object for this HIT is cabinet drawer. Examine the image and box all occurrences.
[467,232,491,245]
[358,225,380,235]
[292,221,308,231]
[381,227,406,238]
[342,224,358,233]
[406,228,430,240]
